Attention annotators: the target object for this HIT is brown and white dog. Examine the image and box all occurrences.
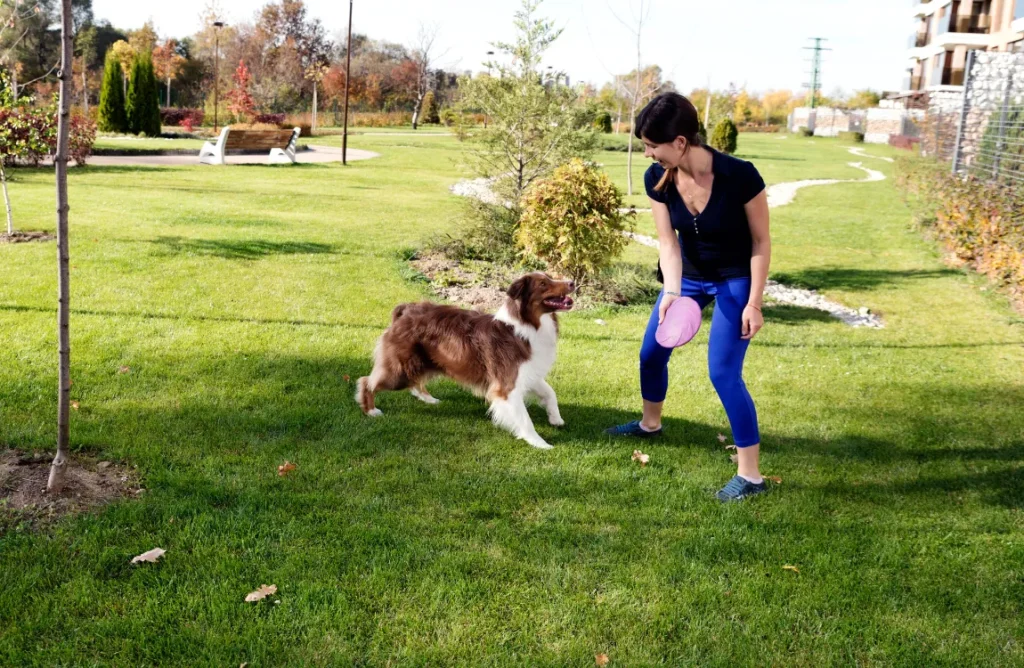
[356,272,575,449]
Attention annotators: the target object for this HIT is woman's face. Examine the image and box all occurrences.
[641,136,687,168]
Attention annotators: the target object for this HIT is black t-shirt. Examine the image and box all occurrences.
[645,149,765,281]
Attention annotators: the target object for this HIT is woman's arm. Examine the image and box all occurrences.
[653,199,682,323]
[742,190,770,340]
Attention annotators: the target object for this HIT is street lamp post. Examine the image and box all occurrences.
[213,21,225,133]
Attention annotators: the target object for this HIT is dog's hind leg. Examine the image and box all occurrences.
[357,341,409,417]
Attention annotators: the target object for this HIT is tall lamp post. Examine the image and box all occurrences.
[213,20,225,132]
[342,0,353,165]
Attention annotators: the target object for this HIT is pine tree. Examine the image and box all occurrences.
[710,118,738,154]
[98,49,128,133]
[126,52,161,136]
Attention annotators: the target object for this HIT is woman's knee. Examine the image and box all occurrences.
[708,359,742,392]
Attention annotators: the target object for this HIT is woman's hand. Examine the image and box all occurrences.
[658,293,680,324]
[741,304,763,340]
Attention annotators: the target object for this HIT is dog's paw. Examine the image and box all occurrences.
[366,408,383,417]
[548,415,565,427]
[411,389,440,405]
[528,439,554,450]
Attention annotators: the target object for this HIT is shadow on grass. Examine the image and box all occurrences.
[148,236,337,260]
[772,266,960,292]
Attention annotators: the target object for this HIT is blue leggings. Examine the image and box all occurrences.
[640,276,760,447]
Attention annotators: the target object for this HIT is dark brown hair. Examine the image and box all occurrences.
[634,92,705,192]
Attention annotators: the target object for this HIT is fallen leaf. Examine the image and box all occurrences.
[717,433,727,443]
[767,475,782,484]
[131,547,166,564]
[70,401,80,410]
[594,319,607,326]
[595,653,610,667]
[729,454,739,464]
[631,450,649,467]
[724,444,737,451]
[783,565,800,574]
[343,374,351,382]
[245,584,277,602]
[240,663,248,668]
[278,461,297,476]
[118,366,131,374]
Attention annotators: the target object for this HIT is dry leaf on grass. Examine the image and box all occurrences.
[631,450,649,467]
[729,454,739,464]
[118,366,131,374]
[70,401,80,410]
[717,433,727,443]
[277,461,297,476]
[131,547,166,564]
[767,475,782,484]
[724,444,737,451]
[595,653,610,666]
[783,565,800,574]
[245,584,277,603]
[343,374,351,382]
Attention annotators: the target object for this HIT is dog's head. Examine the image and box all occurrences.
[505,272,575,328]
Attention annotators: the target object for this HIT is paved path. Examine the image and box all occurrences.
[80,145,378,167]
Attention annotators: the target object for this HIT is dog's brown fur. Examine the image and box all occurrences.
[357,273,574,414]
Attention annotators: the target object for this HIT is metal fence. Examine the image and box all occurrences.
[951,51,1024,186]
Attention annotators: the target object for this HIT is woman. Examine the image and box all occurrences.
[606,92,771,502]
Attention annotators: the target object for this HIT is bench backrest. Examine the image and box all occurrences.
[224,129,298,151]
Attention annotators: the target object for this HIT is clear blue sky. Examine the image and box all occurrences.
[92,0,910,94]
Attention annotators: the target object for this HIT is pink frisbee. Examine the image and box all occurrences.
[655,296,702,348]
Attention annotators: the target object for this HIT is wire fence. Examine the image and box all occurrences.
[950,51,1024,187]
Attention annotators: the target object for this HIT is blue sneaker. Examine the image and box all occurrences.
[604,420,662,437]
[716,475,768,502]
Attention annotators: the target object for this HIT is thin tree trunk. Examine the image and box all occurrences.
[82,70,88,115]
[615,103,622,134]
[412,92,423,130]
[312,83,317,135]
[1,162,13,237]
[48,0,73,494]
[167,76,171,107]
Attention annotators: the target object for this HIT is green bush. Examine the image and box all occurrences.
[439,108,457,127]
[421,91,440,124]
[839,131,865,143]
[799,127,814,137]
[593,111,612,133]
[896,156,1024,305]
[710,118,738,154]
[97,50,128,133]
[517,158,634,282]
[698,119,707,144]
[126,52,161,136]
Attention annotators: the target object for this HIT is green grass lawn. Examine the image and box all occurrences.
[1,133,1022,666]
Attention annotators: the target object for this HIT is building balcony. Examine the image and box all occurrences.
[908,31,930,48]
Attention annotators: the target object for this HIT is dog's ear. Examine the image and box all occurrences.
[507,276,531,301]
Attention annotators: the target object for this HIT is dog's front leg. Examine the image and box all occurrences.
[532,380,564,427]
[489,392,553,450]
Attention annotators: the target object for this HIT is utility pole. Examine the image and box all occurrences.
[803,37,830,109]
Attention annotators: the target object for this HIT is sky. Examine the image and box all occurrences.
[90,0,911,95]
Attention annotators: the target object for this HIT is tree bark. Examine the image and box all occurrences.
[312,83,317,135]
[1,162,13,237]
[48,0,74,494]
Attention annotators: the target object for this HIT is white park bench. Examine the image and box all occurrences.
[199,126,302,165]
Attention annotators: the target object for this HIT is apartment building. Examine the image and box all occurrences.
[903,0,1024,93]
